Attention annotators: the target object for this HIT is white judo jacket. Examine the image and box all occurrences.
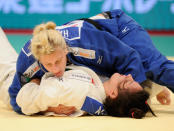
[16,65,106,116]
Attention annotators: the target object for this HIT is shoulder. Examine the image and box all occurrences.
[18,40,33,61]
[56,20,84,41]
[21,40,32,57]
[17,40,39,75]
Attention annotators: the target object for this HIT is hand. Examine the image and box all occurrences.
[30,78,41,85]
[156,88,171,105]
[47,104,76,115]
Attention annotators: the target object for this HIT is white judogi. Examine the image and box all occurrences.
[0,27,164,116]
[0,27,18,108]
[0,27,106,116]
[16,66,106,116]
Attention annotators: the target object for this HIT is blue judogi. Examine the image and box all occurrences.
[9,9,174,114]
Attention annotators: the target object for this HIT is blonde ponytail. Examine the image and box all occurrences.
[31,21,66,60]
[45,22,56,30]
[33,22,56,36]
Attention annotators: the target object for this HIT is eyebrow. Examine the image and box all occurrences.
[46,57,62,64]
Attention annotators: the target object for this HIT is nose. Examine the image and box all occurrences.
[128,82,143,93]
[51,64,60,74]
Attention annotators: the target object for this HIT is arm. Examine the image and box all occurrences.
[16,80,76,115]
[16,69,104,116]
[8,41,42,114]
[80,27,147,83]
[8,72,23,114]
[16,72,88,116]
[23,78,77,115]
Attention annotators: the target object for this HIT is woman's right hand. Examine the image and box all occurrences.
[46,104,76,116]
[30,78,41,85]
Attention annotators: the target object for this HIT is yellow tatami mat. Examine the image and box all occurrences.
[0,58,174,131]
[0,93,174,131]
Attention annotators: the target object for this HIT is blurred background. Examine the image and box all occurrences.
[1,0,174,56]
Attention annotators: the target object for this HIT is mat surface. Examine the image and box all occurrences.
[0,92,174,131]
[1,35,174,131]
[1,56,174,131]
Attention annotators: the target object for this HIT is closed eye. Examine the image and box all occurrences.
[55,58,62,65]
[46,63,52,67]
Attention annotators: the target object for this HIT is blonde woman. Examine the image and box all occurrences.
[0,27,156,119]
[7,9,172,114]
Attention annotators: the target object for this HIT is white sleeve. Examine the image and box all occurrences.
[16,82,40,115]
[16,82,60,115]
[16,72,90,116]
[16,74,63,115]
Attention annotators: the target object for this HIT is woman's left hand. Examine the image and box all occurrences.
[156,88,171,105]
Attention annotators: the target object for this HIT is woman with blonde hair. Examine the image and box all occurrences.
[7,9,172,114]
[0,27,156,119]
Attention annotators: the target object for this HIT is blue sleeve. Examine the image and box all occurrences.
[8,41,34,114]
[8,72,23,114]
[80,27,147,82]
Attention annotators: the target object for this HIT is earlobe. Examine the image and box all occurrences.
[110,91,117,99]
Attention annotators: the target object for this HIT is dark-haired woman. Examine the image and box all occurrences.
[0,29,154,118]
[5,9,173,114]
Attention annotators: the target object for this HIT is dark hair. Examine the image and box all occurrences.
[103,90,156,119]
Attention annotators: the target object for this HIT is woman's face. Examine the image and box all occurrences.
[104,73,143,99]
[39,47,68,77]
[119,74,143,93]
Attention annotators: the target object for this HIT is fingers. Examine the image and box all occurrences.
[63,106,76,116]
[157,96,171,105]
[156,88,171,105]
[157,94,171,105]
[54,104,76,115]
[61,106,76,116]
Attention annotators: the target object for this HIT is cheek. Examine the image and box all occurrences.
[123,81,142,92]
[129,82,143,92]
[43,65,51,72]
[135,82,143,90]
[63,57,67,66]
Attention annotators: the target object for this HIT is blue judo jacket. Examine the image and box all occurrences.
[9,9,164,114]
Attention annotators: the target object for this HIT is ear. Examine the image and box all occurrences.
[109,89,118,99]
[64,47,68,55]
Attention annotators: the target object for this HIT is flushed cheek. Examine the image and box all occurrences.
[129,82,143,92]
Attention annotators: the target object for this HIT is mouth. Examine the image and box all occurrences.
[55,71,63,77]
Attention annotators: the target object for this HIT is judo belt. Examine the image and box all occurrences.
[79,18,103,30]
[79,11,112,31]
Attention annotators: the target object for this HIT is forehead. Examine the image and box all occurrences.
[40,48,65,63]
